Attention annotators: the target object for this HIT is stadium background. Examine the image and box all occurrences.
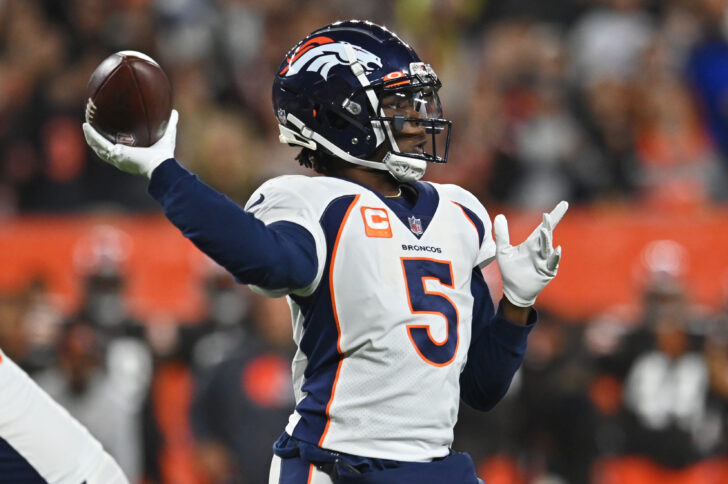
[1,0,727,483]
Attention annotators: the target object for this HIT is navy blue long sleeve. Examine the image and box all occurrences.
[460,268,537,411]
[148,159,317,291]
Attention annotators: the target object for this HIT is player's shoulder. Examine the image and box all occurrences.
[247,175,368,211]
[251,174,316,195]
[424,182,489,217]
[258,174,366,192]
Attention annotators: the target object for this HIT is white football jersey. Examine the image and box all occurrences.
[246,175,495,461]
[0,350,128,484]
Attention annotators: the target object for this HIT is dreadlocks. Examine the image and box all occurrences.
[295,148,348,176]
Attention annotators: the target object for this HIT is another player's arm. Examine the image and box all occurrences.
[0,351,129,483]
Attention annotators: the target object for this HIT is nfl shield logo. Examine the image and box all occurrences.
[408,215,423,236]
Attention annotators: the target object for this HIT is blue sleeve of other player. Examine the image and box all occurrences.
[460,268,536,411]
[148,159,317,291]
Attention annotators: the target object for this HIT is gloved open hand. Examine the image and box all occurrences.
[493,201,568,307]
[82,109,178,178]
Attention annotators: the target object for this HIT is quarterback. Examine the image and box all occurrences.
[0,350,128,483]
[83,20,567,484]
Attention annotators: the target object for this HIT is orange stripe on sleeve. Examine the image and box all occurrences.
[452,201,479,241]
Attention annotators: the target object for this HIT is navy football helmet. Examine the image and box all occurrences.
[272,20,452,182]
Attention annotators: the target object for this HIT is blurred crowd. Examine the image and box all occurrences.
[3,0,728,214]
[2,0,728,483]
[1,230,727,484]
[1,225,298,484]
[458,241,728,484]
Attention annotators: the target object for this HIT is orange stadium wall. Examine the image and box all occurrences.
[0,207,725,322]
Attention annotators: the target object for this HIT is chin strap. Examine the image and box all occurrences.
[282,113,427,182]
[383,152,426,182]
[283,114,388,171]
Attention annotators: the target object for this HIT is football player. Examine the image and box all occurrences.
[83,20,567,484]
[0,349,128,483]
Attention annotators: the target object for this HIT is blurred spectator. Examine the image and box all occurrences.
[73,225,152,405]
[0,294,31,366]
[592,240,724,483]
[136,260,254,483]
[634,12,728,209]
[517,312,596,484]
[633,74,727,209]
[16,277,64,372]
[484,22,582,209]
[191,293,295,484]
[191,260,252,371]
[705,282,728,458]
[65,225,154,481]
[35,318,145,482]
[569,0,655,85]
[619,300,718,467]
[73,225,133,329]
[576,77,642,204]
[142,315,208,484]
[0,278,63,373]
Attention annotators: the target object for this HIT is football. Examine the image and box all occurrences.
[85,51,172,147]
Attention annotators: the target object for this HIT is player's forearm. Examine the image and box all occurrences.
[148,159,317,290]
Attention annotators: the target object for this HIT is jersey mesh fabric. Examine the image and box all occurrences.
[244,176,495,461]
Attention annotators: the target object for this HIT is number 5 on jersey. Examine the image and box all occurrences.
[401,258,459,367]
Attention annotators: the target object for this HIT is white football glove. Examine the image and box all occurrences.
[82,109,178,178]
[493,201,568,307]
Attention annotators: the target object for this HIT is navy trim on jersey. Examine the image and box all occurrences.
[460,268,536,411]
[289,195,358,446]
[452,202,485,247]
[383,181,439,240]
[0,436,46,483]
[332,177,440,239]
[149,159,317,291]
